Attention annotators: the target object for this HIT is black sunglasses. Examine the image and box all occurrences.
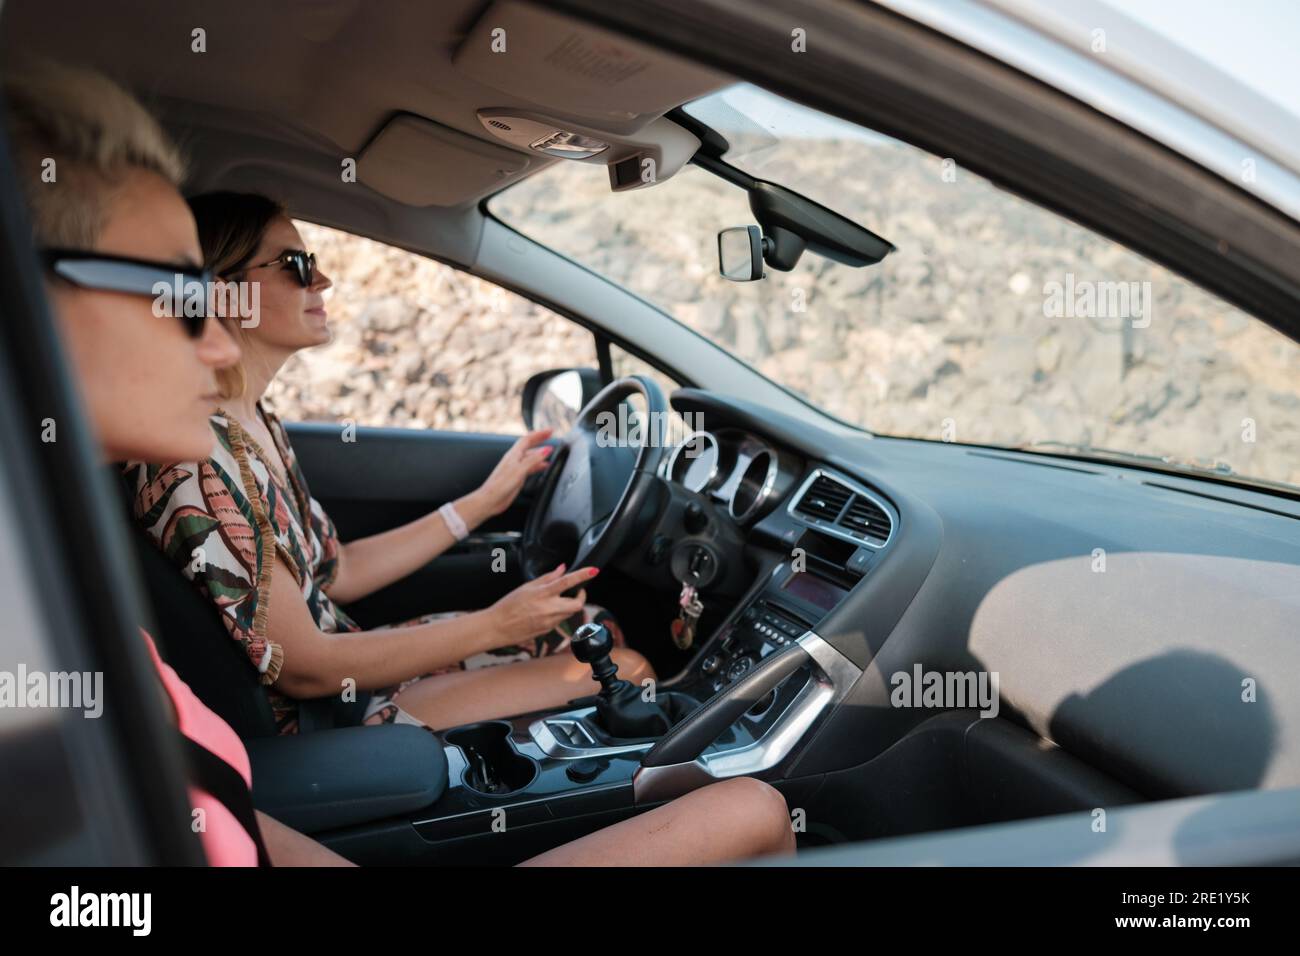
[241,249,316,288]
[41,248,214,337]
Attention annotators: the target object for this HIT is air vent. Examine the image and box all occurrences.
[840,495,891,545]
[793,474,852,522]
[788,468,896,550]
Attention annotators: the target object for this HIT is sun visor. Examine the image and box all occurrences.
[357,114,532,206]
[453,0,724,129]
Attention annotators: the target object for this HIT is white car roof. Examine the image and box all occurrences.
[879,0,1300,222]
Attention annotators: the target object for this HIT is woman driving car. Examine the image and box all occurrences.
[124,191,658,733]
[5,58,795,866]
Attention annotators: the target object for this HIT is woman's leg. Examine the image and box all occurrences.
[388,647,654,730]
[519,777,795,866]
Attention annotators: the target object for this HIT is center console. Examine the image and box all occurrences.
[698,563,852,692]
[319,468,882,864]
[341,571,862,863]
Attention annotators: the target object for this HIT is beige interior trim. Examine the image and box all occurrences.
[358,113,533,207]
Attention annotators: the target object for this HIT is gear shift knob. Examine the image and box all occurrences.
[572,621,613,664]
[569,620,671,739]
[571,621,620,690]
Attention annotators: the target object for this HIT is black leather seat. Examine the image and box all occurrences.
[119,470,367,737]
[125,512,278,738]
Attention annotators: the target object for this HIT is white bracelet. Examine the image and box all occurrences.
[439,501,469,541]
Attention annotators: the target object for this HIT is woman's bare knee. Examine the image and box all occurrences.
[716,777,795,856]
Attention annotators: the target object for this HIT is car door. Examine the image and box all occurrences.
[288,422,530,624]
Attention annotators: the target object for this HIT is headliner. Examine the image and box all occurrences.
[0,0,726,263]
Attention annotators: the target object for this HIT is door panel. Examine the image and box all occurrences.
[286,423,530,626]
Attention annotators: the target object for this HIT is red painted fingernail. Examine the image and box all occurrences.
[588,567,600,578]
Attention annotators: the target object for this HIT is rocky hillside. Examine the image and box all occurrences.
[267,135,1300,489]
[266,222,596,433]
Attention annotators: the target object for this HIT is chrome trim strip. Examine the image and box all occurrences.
[698,668,833,778]
[411,782,631,830]
[729,448,779,522]
[799,631,865,691]
[528,707,656,759]
[787,466,896,550]
[666,430,721,492]
[632,630,861,804]
[443,743,468,787]
[454,530,523,550]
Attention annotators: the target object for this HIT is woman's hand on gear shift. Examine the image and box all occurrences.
[486,564,599,645]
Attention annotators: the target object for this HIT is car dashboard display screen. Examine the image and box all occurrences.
[781,570,847,611]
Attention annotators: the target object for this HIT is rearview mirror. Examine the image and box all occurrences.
[717,183,897,278]
[718,225,765,281]
[521,368,603,431]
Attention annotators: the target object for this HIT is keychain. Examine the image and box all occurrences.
[670,580,705,650]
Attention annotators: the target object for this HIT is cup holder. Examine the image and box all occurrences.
[445,721,538,796]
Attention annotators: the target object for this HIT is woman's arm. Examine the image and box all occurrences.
[324,488,494,605]
[267,556,595,699]
[326,429,554,605]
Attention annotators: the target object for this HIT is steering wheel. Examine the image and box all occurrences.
[521,375,669,579]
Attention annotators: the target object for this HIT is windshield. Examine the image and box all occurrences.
[490,84,1300,491]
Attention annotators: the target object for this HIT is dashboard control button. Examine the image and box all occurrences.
[684,501,708,534]
[726,657,755,680]
[566,759,601,784]
[847,549,872,575]
[647,534,672,565]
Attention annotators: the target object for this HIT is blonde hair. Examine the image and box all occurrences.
[2,59,185,247]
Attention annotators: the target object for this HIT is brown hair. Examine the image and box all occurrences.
[2,59,185,247]
[187,192,287,399]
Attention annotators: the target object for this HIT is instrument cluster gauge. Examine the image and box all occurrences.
[728,445,778,522]
[667,431,721,492]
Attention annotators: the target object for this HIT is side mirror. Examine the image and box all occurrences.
[718,225,765,282]
[521,368,603,431]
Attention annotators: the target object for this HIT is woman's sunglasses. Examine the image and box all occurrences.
[41,248,214,338]
[241,249,316,288]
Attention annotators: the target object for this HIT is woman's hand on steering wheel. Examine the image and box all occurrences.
[471,428,556,519]
[520,375,669,580]
[485,563,599,644]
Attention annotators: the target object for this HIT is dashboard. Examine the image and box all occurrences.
[664,386,1300,801]
[656,416,905,695]
[661,423,898,556]
[662,427,798,524]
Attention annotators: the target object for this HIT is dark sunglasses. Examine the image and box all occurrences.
[241,249,316,288]
[41,248,214,337]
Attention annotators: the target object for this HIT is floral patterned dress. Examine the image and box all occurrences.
[125,404,611,734]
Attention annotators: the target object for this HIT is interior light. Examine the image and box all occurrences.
[528,130,609,159]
